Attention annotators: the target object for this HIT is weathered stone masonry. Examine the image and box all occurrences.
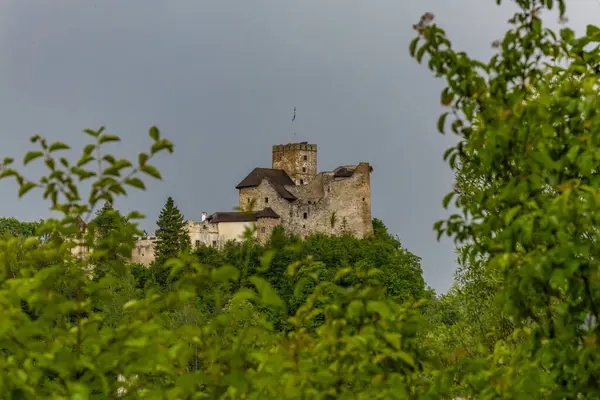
[272,143,317,185]
[237,142,373,239]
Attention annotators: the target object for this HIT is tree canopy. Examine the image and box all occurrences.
[0,217,42,238]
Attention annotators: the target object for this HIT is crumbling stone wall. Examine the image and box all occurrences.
[237,162,373,240]
[131,238,156,265]
[239,181,291,220]
[285,162,372,238]
[272,143,317,185]
[256,217,280,243]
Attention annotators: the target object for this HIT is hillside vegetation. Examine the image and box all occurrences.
[1,0,599,398]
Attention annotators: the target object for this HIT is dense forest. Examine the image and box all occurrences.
[1,0,599,398]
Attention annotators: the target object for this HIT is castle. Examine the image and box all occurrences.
[131,142,373,265]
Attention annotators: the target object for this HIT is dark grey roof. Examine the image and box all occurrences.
[207,207,280,223]
[235,168,297,200]
[255,207,280,219]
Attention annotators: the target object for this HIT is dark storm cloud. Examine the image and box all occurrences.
[0,0,593,292]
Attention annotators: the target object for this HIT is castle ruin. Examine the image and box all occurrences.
[131,142,372,265]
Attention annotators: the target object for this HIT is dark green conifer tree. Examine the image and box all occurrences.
[153,196,191,266]
[93,202,127,240]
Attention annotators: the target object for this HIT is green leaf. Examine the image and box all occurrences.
[141,164,162,180]
[165,258,185,276]
[23,237,40,248]
[586,25,600,41]
[124,177,146,190]
[84,128,101,137]
[83,144,96,155]
[77,155,94,167]
[532,18,542,35]
[549,268,567,290]
[123,300,139,310]
[437,112,448,134]
[151,140,174,155]
[409,37,419,57]
[0,169,18,180]
[124,336,149,348]
[249,276,284,307]
[442,191,455,209]
[149,126,160,141]
[560,28,575,43]
[48,142,70,152]
[223,372,250,391]
[18,182,37,198]
[138,153,149,166]
[451,119,463,134]
[98,134,121,144]
[443,147,454,161]
[347,300,364,320]
[102,166,121,177]
[71,167,96,180]
[258,250,276,273]
[126,211,145,220]
[558,0,565,17]
[230,287,257,305]
[415,44,427,63]
[383,333,402,350]
[366,300,391,319]
[395,351,415,368]
[212,264,240,283]
[334,268,352,281]
[505,205,521,225]
[441,92,454,106]
[24,151,44,165]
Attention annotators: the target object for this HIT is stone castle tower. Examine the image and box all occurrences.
[272,142,317,185]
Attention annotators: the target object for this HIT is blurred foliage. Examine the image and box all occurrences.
[2,0,599,398]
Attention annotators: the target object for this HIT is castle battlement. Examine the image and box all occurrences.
[272,142,317,152]
[272,141,318,185]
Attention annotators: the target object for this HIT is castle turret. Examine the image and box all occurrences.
[272,142,317,185]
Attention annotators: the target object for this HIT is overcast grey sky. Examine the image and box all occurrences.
[0,1,595,292]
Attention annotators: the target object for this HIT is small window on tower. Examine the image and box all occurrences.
[195,240,200,247]
[260,227,266,233]
[303,212,308,219]
[265,197,269,204]
[212,240,217,247]
[303,155,307,161]
[300,179,304,184]
[302,167,306,172]
[248,198,250,203]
